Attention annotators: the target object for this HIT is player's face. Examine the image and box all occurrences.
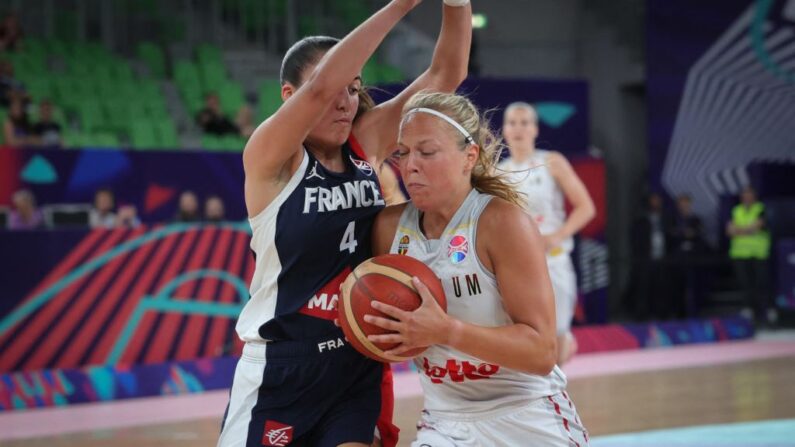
[502,107,538,148]
[397,114,477,211]
[284,61,361,149]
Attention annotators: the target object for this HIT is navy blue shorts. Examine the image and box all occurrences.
[218,334,392,447]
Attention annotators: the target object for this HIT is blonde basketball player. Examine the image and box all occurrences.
[367,92,589,446]
[498,102,595,365]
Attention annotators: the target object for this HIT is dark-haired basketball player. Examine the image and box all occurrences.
[218,1,472,446]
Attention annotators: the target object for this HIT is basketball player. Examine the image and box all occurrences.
[367,92,589,446]
[498,102,595,365]
[218,1,472,446]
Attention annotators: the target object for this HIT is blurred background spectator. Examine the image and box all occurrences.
[196,93,239,137]
[31,99,62,147]
[0,12,23,52]
[175,190,201,222]
[3,97,32,146]
[8,189,43,230]
[204,195,226,222]
[727,187,774,325]
[89,188,117,228]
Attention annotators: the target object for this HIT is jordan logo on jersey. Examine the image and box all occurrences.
[299,267,351,320]
[303,180,385,213]
[421,357,500,384]
[305,161,325,180]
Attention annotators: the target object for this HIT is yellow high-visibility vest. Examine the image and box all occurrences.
[729,202,770,259]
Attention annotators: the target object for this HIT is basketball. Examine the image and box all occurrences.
[339,254,447,363]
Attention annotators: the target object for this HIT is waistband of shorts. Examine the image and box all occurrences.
[242,333,357,362]
[425,396,548,421]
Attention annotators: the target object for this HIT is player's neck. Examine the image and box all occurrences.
[306,143,346,173]
[420,187,472,239]
[508,143,535,164]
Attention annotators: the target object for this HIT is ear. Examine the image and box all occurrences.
[465,143,480,172]
[281,83,294,102]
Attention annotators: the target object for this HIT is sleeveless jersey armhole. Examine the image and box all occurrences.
[248,150,308,229]
[472,197,498,282]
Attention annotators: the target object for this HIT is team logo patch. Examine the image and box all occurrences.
[262,420,293,446]
[447,235,468,264]
[398,235,410,255]
[350,156,374,176]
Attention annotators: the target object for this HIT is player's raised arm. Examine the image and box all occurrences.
[243,0,422,215]
[353,0,472,165]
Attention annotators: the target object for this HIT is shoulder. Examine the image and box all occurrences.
[479,197,535,239]
[375,203,409,230]
[373,203,409,255]
[544,150,569,169]
[477,197,542,270]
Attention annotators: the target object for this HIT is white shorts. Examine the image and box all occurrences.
[412,392,589,446]
[547,255,578,334]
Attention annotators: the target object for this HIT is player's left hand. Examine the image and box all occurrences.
[364,276,452,356]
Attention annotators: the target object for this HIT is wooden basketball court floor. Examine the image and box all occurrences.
[3,334,795,446]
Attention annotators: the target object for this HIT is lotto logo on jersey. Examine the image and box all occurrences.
[398,235,410,255]
[447,235,468,264]
[421,357,500,384]
[262,420,293,446]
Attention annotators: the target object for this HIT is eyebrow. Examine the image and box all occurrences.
[416,139,438,147]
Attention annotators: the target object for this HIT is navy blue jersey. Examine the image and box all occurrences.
[238,138,385,342]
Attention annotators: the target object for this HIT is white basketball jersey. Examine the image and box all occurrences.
[498,150,573,255]
[389,189,567,416]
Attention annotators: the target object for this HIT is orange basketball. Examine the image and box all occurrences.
[339,254,447,363]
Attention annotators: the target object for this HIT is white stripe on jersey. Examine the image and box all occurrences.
[237,151,308,343]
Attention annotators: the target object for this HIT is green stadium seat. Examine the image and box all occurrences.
[258,79,282,121]
[154,120,180,149]
[220,135,246,152]
[200,61,226,92]
[137,42,166,78]
[219,81,245,116]
[196,44,223,66]
[201,134,224,151]
[87,132,121,147]
[77,101,105,132]
[130,121,159,150]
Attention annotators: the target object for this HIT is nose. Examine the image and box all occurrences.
[334,88,349,112]
[401,150,420,175]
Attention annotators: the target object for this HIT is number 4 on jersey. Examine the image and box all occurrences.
[340,221,358,254]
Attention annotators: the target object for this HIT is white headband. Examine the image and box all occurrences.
[401,107,474,144]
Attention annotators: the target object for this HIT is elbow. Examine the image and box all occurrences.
[302,73,338,104]
[585,204,597,223]
[427,65,468,92]
[533,338,559,376]
[519,329,558,376]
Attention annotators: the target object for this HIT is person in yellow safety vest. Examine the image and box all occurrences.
[726,186,775,325]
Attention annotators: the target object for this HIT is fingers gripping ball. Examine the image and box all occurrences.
[339,254,447,363]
